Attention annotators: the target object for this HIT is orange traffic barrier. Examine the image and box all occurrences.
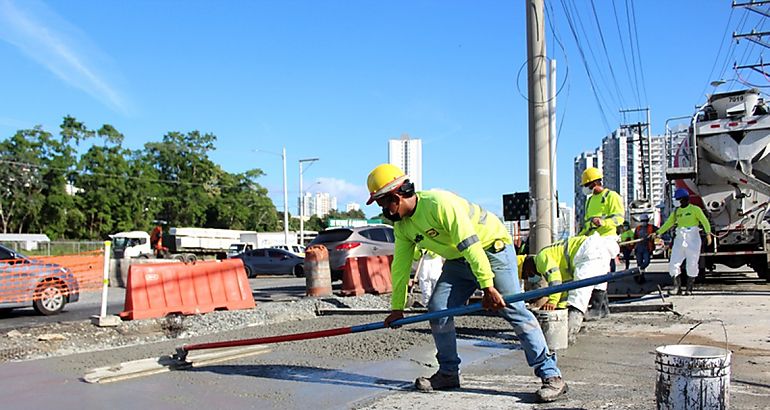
[304,245,332,297]
[119,258,255,320]
[340,257,366,296]
[360,255,393,294]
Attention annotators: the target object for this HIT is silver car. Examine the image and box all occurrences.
[308,225,395,280]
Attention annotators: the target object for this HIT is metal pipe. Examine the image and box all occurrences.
[177,268,640,356]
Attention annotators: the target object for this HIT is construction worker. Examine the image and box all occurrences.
[577,167,624,319]
[366,164,567,402]
[618,223,634,270]
[519,234,620,344]
[633,215,657,283]
[655,188,712,295]
[413,246,443,307]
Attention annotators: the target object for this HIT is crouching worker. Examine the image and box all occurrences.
[520,234,620,344]
[366,164,567,402]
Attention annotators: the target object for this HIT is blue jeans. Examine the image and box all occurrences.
[427,244,561,379]
[635,245,651,270]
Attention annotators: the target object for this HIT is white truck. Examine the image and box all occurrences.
[227,232,300,257]
[112,227,252,262]
[666,88,770,281]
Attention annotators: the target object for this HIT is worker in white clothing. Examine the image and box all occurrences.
[655,188,712,295]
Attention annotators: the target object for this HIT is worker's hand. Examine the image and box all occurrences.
[706,234,713,246]
[541,302,556,311]
[591,217,603,227]
[482,287,506,311]
[384,310,404,329]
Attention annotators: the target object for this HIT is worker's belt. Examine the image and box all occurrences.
[448,240,507,263]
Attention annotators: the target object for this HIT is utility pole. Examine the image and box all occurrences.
[732,2,770,78]
[549,59,558,241]
[526,0,553,252]
[619,107,652,205]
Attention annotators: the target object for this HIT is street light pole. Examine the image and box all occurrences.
[299,157,319,245]
[281,147,289,245]
[255,148,290,245]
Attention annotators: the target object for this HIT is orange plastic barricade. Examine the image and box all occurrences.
[119,258,255,320]
[304,245,332,297]
[340,257,366,296]
[360,255,393,294]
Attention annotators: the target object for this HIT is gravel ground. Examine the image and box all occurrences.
[0,294,398,363]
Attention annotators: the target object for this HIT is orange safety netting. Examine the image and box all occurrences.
[0,250,105,304]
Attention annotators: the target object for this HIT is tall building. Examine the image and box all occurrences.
[557,202,575,239]
[298,192,338,219]
[388,133,423,191]
[573,150,603,226]
[346,202,361,212]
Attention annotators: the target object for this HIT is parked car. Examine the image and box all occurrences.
[308,225,395,281]
[271,244,306,257]
[0,244,80,315]
[232,248,304,278]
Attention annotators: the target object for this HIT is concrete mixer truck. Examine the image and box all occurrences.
[666,88,770,281]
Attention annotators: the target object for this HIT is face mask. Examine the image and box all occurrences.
[582,186,593,196]
[527,275,542,284]
[679,199,689,208]
[382,207,402,222]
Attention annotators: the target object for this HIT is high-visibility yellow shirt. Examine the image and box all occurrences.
[657,204,711,235]
[534,236,588,308]
[620,230,635,242]
[578,188,625,236]
[390,190,512,310]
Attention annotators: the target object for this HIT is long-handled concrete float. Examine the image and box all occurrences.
[84,267,639,383]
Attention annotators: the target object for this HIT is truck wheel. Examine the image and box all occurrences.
[33,280,67,315]
[753,256,769,282]
[245,266,254,278]
[173,255,186,262]
[293,263,305,278]
[185,254,197,264]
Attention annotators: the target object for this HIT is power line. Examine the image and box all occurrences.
[611,0,641,107]
[589,0,627,109]
[624,0,643,108]
[568,0,623,114]
[698,6,736,101]
[629,0,649,105]
[558,0,612,132]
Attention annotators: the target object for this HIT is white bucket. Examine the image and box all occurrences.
[655,344,731,409]
[535,309,568,351]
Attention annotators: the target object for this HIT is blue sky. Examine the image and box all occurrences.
[0,0,759,220]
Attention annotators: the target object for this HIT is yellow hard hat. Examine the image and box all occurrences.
[581,167,603,185]
[366,163,408,205]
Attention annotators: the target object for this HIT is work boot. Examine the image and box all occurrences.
[685,276,694,295]
[584,290,609,321]
[537,376,569,402]
[567,307,584,345]
[414,371,461,392]
[669,275,681,296]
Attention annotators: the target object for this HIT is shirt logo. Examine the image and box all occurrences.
[425,228,439,238]
[414,234,424,243]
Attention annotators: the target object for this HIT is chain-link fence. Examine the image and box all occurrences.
[0,241,104,257]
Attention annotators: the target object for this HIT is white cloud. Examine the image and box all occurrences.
[0,0,131,114]
[311,176,369,208]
